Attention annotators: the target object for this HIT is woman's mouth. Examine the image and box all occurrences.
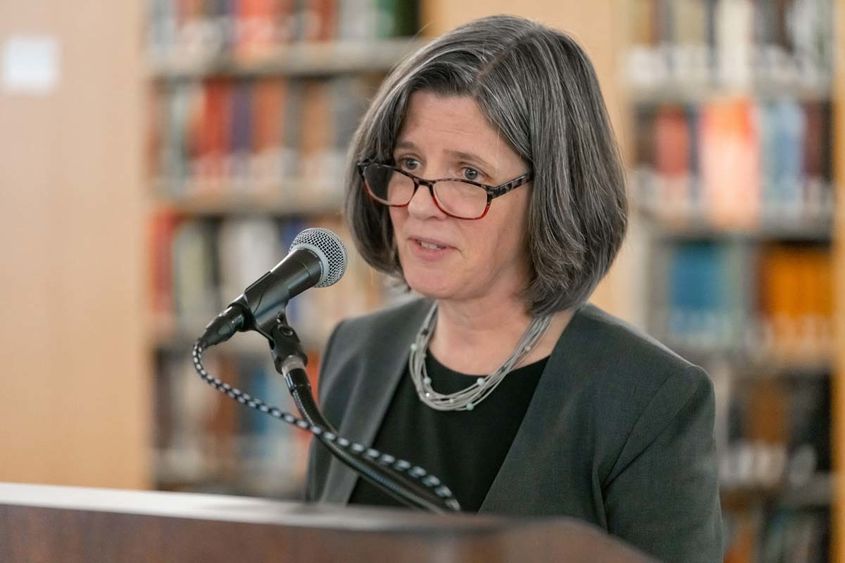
[417,239,447,250]
[409,236,453,257]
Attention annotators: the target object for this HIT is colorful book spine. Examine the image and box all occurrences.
[148,0,419,57]
[635,97,833,225]
[152,75,375,198]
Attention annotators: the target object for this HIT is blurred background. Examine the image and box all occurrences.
[0,0,842,561]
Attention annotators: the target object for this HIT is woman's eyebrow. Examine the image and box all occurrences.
[393,142,498,173]
[394,140,418,151]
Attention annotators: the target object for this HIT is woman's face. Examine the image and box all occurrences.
[389,91,532,307]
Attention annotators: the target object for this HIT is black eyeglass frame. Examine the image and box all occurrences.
[356,160,533,220]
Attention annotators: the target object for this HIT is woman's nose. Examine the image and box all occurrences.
[406,183,445,218]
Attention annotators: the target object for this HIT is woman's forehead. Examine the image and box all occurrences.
[395,91,523,170]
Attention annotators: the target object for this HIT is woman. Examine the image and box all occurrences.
[305,15,722,562]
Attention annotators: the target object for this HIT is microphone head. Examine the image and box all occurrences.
[290,228,348,288]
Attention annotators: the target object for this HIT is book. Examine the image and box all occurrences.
[759,99,805,219]
[299,80,335,200]
[194,79,234,191]
[699,97,760,228]
[757,244,833,357]
[250,77,288,189]
[234,0,286,57]
[653,104,693,217]
[664,240,739,349]
[171,220,220,326]
[230,80,255,190]
[217,217,285,306]
[149,210,182,315]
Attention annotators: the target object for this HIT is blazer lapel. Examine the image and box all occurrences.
[322,298,432,504]
[479,305,586,514]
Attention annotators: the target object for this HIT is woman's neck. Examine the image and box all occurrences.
[427,296,574,375]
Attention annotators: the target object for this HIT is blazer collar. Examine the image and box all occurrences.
[323,299,590,510]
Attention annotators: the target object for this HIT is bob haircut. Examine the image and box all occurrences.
[345,14,628,316]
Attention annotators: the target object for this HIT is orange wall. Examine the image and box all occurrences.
[0,0,150,488]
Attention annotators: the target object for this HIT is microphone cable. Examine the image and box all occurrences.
[192,341,462,513]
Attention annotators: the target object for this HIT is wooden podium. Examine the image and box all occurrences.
[0,482,655,562]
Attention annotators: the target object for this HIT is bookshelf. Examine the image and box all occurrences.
[145,0,420,498]
[623,0,841,561]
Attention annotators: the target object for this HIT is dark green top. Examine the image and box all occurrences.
[306,299,723,562]
[349,354,548,511]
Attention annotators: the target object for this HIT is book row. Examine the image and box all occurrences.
[633,99,834,227]
[724,506,828,563]
[148,0,419,57]
[151,76,375,199]
[149,214,386,345]
[625,0,833,87]
[650,241,833,359]
[154,351,317,497]
[714,372,830,491]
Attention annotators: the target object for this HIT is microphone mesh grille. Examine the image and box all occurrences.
[290,228,348,288]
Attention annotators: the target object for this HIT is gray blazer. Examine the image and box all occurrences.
[305,298,723,562]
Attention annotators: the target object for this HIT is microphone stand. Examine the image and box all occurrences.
[267,312,458,514]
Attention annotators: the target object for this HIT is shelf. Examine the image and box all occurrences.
[721,473,834,510]
[780,473,834,508]
[637,205,835,242]
[657,343,833,378]
[149,38,429,79]
[627,79,832,105]
[644,219,834,243]
[151,187,344,217]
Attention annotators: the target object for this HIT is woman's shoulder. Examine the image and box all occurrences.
[558,305,716,487]
[566,303,705,377]
[557,303,712,416]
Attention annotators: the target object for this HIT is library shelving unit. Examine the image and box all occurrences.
[145,1,422,499]
[622,0,842,561]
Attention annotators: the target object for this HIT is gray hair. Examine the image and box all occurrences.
[345,14,628,316]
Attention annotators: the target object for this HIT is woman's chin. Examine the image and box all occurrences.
[404,275,458,301]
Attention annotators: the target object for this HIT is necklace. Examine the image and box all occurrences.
[408,304,552,412]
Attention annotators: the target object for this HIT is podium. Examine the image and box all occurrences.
[0,482,655,562]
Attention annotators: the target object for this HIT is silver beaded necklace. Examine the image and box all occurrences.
[408,304,552,412]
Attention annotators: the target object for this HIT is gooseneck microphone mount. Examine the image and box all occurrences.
[268,313,460,513]
[191,228,461,514]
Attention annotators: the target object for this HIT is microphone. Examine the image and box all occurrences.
[199,227,348,348]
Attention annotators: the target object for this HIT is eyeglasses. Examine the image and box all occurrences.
[357,160,532,220]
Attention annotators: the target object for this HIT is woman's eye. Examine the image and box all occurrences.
[398,158,420,171]
[462,167,480,181]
